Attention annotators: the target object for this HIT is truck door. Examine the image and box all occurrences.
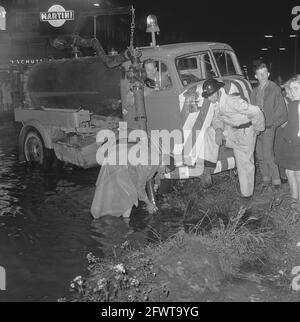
[143,59,181,133]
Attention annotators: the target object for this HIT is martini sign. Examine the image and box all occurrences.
[40,5,74,27]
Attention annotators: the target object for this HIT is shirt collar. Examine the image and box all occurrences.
[259,80,269,90]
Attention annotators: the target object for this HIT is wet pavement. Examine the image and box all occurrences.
[0,125,183,302]
[0,140,95,301]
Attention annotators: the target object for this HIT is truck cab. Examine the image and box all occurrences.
[122,42,252,179]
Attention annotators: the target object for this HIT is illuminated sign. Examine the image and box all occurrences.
[0,6,6,30]
[40,5,74,27]
[292,6,300,31]
[0,266,5,291]
[10,58,52,65]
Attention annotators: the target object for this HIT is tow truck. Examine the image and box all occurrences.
[14,7,252,189]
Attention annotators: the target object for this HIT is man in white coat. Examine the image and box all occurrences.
[202,78,265,198]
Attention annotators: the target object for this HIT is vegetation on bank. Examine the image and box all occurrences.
[64,171,300,302]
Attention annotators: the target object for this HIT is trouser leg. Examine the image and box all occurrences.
[257,129,281,185]
[265,128,281,185]
[256,133,270,183]
[279,166,287,180]
[295,171,300,203]
[286,169,298,200]
[233,148,255,197]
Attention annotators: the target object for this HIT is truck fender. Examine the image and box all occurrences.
[18,120,53,162]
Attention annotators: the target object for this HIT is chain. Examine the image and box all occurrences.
[130,6,135,49]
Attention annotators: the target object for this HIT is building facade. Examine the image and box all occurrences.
[0,0,91,110]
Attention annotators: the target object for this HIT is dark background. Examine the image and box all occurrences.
[0,0,299,80]
[121,0,300,80]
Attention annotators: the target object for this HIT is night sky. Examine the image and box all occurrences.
[123,0,300,79]
[1,0,299,79]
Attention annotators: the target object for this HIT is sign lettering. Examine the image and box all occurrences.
[40,4,74,27]
[10,58,52,65]
[0,266,6,291]
[292,6,300,31]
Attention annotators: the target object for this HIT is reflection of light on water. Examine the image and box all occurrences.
[0,145,98,300]
[90,215,132,253]
[0,148,26,218]
[0,143,185,300]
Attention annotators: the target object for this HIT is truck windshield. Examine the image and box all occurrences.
[175,51,218,87]
[212,50,243,77]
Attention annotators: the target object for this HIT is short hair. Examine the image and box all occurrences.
[288,74,300,85]
[254,62,269,73]
[282,80,291,89]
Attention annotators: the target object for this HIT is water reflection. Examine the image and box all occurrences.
[0,145,101,301]
[0,138,183,301]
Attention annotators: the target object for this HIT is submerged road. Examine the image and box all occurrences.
[0,124,181,301]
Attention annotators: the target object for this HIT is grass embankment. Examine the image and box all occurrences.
[67,171,300,302]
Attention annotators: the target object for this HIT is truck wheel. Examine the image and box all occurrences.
[23,129,54,170]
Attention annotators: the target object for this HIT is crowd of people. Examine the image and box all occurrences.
[202,63,300,211]
[94,58,300,218]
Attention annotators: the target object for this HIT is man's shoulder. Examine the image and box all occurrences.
[227,93,246,102]
[226,93,248,107]
[267,81,282,93]
[289,100,300,109]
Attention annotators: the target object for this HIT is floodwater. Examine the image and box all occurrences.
[0,125,182,302]
[0,125,296,302]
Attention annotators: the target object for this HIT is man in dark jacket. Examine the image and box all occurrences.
[250,63,287,189]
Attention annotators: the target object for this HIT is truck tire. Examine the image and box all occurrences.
[23,128,54,170]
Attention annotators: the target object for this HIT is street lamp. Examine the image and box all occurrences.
[87,1,101,38]
[288,34,299,73]
[93,15,97,38]
[294,33,298,74]
[262,33,286,76]
[91,2,101,39]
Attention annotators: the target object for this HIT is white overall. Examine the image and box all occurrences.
[212,88,265,197]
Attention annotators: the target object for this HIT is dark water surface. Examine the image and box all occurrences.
[1,126,292,302]
[0,126,182,301]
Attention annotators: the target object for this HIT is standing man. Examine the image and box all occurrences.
[251,63,287,189]
[0,80,3,110]
[202,78,265,198]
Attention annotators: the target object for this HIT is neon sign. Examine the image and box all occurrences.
[40,5,74,28]
[10,58,52,65]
